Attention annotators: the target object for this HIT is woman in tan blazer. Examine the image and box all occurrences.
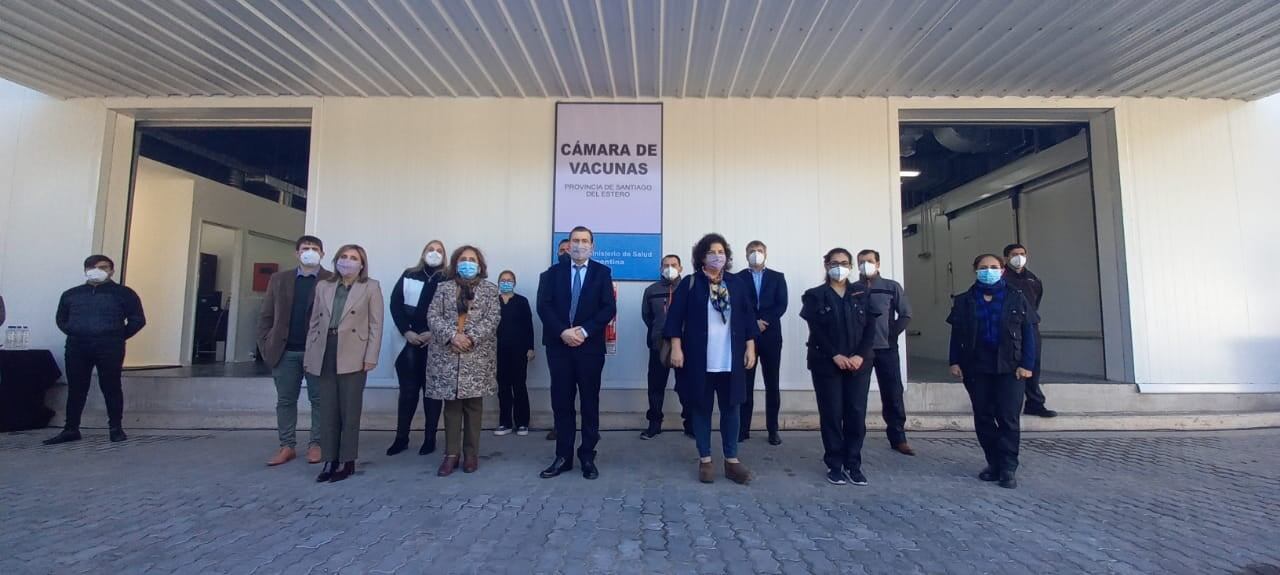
[304,244,384,483]
[426,245,500,476]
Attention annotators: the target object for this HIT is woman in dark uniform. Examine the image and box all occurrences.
[494,270,535,436]
[387,240,447,456]
[799,248,878,486]
[947,253,1039,489]
[664,233,758,485]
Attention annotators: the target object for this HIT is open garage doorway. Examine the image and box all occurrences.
[120,124,310,376]
[899,121,1113,384]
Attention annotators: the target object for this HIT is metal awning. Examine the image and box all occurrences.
[1,0,1278,100]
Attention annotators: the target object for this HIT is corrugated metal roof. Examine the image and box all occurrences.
[1,0,1278,100]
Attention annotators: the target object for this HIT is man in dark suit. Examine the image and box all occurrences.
[737,240,788,445]
[537,226,617,479]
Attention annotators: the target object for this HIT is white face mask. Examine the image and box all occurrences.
[748,251,766,267]
[1009,254,1028,269]
[85,268,109,283]
[827,266,852,282]
[424,250,444,267]
[662,266,680,281]
[859,261,878,278]
[299,249,322,267]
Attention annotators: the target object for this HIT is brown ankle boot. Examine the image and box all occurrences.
[698,460,715,483]
[463,454,479,473]
[437,455,458,477]
[724,460,753,485]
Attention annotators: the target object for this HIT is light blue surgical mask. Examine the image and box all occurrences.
[976,268,1003,285]
[457,261,479,279]
[499,281,515,294]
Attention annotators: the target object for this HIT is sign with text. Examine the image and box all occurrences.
[553,102,662,281]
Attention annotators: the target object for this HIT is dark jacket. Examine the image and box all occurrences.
[497,293,535,357]
[861,275,912,350]
[663,272,759,407]
[257,267,335,367]
[389,266,446,335]
[1005,267,1044,310]
[947,282,1039,374]
[736,267,788,346]
[56,281,146,342]
[641,278,681,350]
[536,259,617,355]
[799,283,877,373]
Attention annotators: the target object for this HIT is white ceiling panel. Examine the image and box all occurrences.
[0,0,1278,100]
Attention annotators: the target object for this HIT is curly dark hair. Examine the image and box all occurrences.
[449,245,488,280]
[691,233,733,273]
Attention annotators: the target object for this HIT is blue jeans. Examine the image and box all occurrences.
[691,372,740,459]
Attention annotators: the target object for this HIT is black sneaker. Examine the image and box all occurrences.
[998,471,1018,489]
[639,425,662,440]
[978,466,1000,482]
[386,437,409,456]
[845,468,868,486]
[825,469,848,485]
[42,429,82,445]
[109,427,128,443]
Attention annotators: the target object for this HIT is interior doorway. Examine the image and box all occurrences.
[120,125,310,374]
[899,122,1110,383]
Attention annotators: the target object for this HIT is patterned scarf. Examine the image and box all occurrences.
[974,280,1006,347]
[709,278,730,324]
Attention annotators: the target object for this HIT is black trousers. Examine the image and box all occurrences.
[496,349,531,428]
[962,371,1025,473]
[63,338,126,430]
[547,347,604,462]
[1023,333,1047,410]
[811,365,872,472]
[872,346,907,446]
[393,344,442,443]
[740,339,782,435]
[645,349,689,427]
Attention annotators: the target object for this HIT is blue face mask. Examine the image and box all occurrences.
[457,261,479,279]
[976,268,1003,285]
[498,281,515,294]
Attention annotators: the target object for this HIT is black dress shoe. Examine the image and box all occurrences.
[387,437,409,456]
[998,471,1018,489]
[316,461,338,482]
[540,457,572,478]
[329,461,356,482]
[581,459,599,480]
[978,466,1000,482]
[419,438,436,455]
[109,427,128,442]
[42,429,82,445]
[768,432,782,446]
[1025,406,1059,418]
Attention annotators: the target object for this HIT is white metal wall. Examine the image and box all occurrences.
[309,98,896,388]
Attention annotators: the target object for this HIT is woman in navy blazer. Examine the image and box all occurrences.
[665,233,759,485]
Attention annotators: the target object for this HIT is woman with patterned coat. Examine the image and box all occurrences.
[425,245,501,477]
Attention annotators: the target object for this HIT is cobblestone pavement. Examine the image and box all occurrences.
[2,427,1277,575]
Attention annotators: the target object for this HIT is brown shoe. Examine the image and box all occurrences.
[266,447,296,466]
[698,460,715,483]
[437,455,459,477]
[893,442,917,456]
[463,455,479,473]
[306,444,323,464]
[724,460,753,485]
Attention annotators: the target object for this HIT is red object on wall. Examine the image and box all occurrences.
[253,263,279,292]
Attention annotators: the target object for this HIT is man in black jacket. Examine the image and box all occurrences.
[639,254,691,439]
[45,255,146,445]
[1003,244,1056,418]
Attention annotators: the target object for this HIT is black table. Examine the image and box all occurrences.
[0,349,60,431]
